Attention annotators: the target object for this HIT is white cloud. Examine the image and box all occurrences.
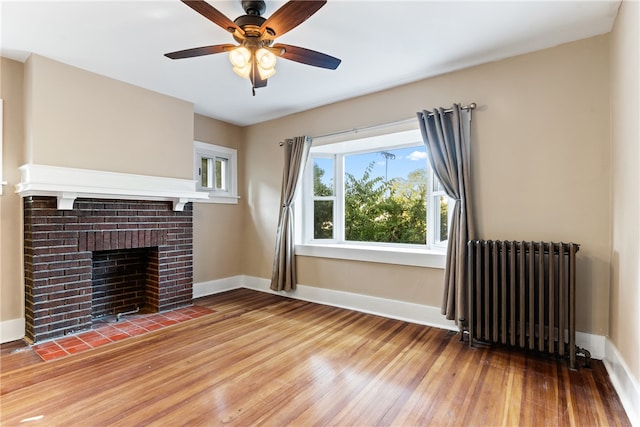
[407,151,428,161]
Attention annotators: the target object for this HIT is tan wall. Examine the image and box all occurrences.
[0,34,619,343]
[610,0,639,389]
[243,35,611,334]
[1,58,26,323]
[297,258,444,306]
[24,55,193,178]
[192,114,245,282]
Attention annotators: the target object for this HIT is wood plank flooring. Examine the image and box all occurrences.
[0,289,631,426]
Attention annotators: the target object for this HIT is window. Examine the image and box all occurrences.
[299,128,451,265]
[194,141,238,204]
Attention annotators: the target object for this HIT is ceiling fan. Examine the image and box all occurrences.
[165,0,342,95]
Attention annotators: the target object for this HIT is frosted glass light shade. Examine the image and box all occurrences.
[257,65,276,79]
[256,48,277,69]
[233,63,252,78]
[229,47,251,68]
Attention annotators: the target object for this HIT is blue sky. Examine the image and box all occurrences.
[315,146,428,189]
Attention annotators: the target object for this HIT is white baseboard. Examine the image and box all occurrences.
[192,275,243,298]
[207,276,609,353]
[0,317,25,344]
[576,331,606,360]
[604,339,640,427]
[243,276,458,331]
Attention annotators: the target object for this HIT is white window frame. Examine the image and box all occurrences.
[309,154,340,241]
[296,128,451,269]
[429,177,450,249]
[193,141,239,204]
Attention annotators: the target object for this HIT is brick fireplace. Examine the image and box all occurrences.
[23,196,194,343]
[17,164,206,343]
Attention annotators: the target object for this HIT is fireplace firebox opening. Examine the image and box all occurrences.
[91,247,159,320]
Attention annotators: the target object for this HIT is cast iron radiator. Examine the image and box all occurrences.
[467,240,589,369]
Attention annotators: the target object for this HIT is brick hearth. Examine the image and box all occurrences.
[23,196,194,343]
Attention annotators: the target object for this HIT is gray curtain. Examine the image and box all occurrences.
[417,104,475,325]
[270,136,311,292]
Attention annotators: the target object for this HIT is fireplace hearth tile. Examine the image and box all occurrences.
[32,305,214,362]
[32,341,68,362]
[56,336,91,354]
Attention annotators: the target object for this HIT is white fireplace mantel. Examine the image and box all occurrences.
[15,164,208,211]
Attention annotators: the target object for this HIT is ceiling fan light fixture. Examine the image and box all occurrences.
[257,64,276,79]
[233,62,252,79]
[256,47,277,69]
[255,47,277,79]
[229,46,251,68]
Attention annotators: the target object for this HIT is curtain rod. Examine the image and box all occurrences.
[290,102,476,144]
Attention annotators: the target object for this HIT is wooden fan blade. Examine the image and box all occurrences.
[260,0,326,38]
[181,0,244,35]
[273,43,341,70]
[165,44,235,59]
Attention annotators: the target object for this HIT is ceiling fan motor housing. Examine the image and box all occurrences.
[233,1,274,44]
[241,0,266,16]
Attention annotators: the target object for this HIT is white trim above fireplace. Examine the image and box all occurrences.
[16,164,208,211]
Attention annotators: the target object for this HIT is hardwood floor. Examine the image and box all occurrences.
[1,289,630,426]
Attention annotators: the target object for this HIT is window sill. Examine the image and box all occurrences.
[193,193,239,205]
[295,243,446,269]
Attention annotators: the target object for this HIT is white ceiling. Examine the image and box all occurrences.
[1,0,620,126]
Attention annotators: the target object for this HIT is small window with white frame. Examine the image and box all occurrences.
[194,141,238,204]
[300,128,451,250]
